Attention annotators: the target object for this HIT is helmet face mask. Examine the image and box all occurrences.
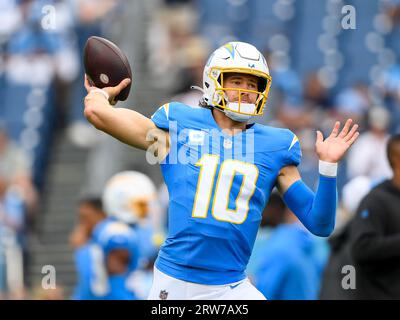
[202,42,272,119]
[129,198,151,220]
[102,171,156,224]
[212,67,271,115]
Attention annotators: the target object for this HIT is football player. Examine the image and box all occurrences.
[70,198,106,300]
[83,42,359,300]
[72,171,156,300]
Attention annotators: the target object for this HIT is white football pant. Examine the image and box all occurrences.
[148,266,266,300]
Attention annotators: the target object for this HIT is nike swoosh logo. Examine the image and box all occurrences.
[229,283,241,289]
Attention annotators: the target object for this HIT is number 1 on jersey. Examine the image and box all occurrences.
[192,154,259,224]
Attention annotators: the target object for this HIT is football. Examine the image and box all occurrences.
[83,36,132,101]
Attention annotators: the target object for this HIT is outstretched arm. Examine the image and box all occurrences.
[83,75,169,156]
[276,119,359,237]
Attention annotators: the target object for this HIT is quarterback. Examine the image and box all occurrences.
[83,42,359,300]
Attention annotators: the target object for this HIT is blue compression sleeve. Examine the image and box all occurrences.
[282,175,337,237]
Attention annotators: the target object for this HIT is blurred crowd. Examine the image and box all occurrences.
[1,0,400,299]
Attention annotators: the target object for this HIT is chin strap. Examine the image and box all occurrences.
[190,85,205,93]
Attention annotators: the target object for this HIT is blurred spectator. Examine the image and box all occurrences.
[276,71,334,134]
[171,36,211,107]
[304,72,334,111]
[0,124,35,298]
[252,193,327,300]
[67,0,121,140]
[0,172,26,299]
[319,176,372,300]
[384,0,400,26]
[0,124,37,217]
[335,83,371,126]
[0,0,22,45]
[346,106,392,182]
[349,134,400,299]
[380,64,400,133]
[295,128,320,189]
[5,0,79,107]
[258,50,305,128]
[73,0,120,26]
[147,3,198,92]
[1,0,80,190]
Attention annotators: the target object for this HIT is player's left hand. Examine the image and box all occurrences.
[315,119,359,163]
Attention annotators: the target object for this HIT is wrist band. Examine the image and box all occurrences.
[319,160,338,177]
[90,88,109,101]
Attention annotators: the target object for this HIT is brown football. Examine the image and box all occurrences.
[83,36,132,101]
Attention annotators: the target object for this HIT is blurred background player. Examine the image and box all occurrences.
[70,197,106,299]
[71,171,158,300]
[251,192,328,300]
[70,198,106,249]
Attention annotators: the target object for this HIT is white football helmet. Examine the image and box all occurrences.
[102,171,156,224]
[202,41,272,122]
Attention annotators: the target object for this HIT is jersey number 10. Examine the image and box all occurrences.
[192,154,259,224]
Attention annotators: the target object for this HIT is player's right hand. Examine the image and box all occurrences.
[69,225,89,249]
[84,74,131,105]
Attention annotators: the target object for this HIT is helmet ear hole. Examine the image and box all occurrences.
[258,77,267,92]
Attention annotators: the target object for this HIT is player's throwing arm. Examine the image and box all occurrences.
[83,76,170,159]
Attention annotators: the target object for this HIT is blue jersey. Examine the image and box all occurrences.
[253,224,321,300]
[72,243,94,300]
[72,218,140,300]
[151,102,301,285]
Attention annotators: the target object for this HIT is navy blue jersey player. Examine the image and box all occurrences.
[83,41,359,299]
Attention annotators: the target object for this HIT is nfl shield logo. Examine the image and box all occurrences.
[188,130,205,145]
[223,138,232,149]
[159,290,168,300]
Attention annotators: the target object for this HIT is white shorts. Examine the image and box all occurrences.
[147,266,266,300]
